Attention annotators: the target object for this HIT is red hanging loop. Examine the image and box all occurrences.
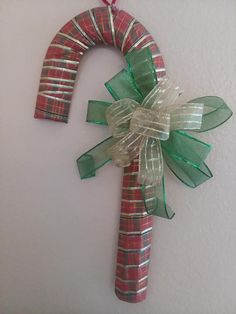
[101,0,117,6]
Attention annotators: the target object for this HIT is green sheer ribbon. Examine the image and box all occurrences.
[77,47,232,219]
[77,137,117,179]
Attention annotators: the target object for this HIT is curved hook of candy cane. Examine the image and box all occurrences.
[34,6,165,123]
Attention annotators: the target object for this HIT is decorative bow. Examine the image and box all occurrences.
[77,48,232,219]
[106,77,204,186]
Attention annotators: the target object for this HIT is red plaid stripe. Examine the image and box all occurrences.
[34,6,165,303]
[119,216,153,233]
[117,247,151,265]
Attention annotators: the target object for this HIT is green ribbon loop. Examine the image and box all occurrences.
[189,96,233,132]
[105,47,157,102]
[105,69,143,102]
[126,47,157,98]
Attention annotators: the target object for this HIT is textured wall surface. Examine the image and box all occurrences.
[0,0,236,313]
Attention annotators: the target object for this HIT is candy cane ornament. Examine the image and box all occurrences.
[34,3,166,303]
[34,0,234,305]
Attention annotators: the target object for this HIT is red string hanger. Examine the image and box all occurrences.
[101,0,117,6]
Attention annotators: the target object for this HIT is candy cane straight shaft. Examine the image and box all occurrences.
[34,6,165,303]
[115,160,153,302]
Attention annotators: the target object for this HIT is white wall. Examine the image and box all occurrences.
[1,0,236,313]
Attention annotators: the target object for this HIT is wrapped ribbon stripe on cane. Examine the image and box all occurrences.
[34,0,232,303]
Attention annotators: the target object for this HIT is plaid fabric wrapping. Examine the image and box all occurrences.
[34,6,166,303]
[115,159,153,303]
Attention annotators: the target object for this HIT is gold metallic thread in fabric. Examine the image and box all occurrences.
[89,9,107,44]
[108,6,117,48]
[121,18,136,52]
[72,18,95,46]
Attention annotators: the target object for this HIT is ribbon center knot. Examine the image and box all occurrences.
[130,107,171,141]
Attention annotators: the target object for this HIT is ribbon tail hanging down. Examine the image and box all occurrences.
[142,176,175,219]
[138,137,174,219]
[138,137,164,185]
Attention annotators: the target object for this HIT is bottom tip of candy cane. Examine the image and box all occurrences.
[34,110,69,123]
[115,288,147,303]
